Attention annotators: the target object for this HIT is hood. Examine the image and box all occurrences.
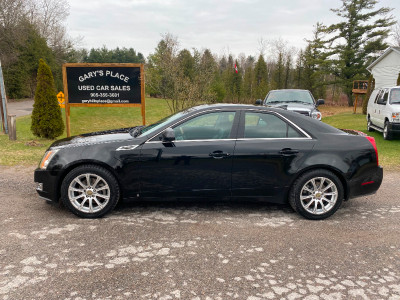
[49,127,138,149]
[266,102,314,112]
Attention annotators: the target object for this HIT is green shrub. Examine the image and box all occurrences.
[31,59,64,139]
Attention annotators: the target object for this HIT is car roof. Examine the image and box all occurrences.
[181,104,342,136]
[268,89,310,92]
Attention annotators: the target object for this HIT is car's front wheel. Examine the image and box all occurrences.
[383,120,392,140]
[289,169,343,220]
[61,165,120,218]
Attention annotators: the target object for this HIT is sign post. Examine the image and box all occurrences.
[62,63,145,137]
[0,60,9,134]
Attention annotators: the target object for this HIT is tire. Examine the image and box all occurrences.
[383,120,392,140]
[61,165,120,218]
[367,117,374,132]
[289,169,343,220]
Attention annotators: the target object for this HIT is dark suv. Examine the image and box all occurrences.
[256,89,325,120]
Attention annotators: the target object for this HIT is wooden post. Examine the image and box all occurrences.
[7,114,16,140]
[353,94,358,114]
[140,64,146,125]
[0,94,4,133]
[62,65,71,137]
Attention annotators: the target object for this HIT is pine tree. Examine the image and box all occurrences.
[323,0,395,105]
[31,59,64,139]
[274,52,285,89]
[253,55,269,99]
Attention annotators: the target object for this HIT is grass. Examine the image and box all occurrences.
[0,102,399,169]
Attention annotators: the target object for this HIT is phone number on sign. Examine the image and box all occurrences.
[89,93,120,98]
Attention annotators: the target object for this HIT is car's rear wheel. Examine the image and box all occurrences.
[289,169,343,220]
[367,117,374,132]
[383,120,392,140]
[61,165,120,218]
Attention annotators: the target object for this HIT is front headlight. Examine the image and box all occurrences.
[311,111,322,121]
[39,149,59,169]
[392,112,400,122]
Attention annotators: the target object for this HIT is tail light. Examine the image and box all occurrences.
[365,136,379,166]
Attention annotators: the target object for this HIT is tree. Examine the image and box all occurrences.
[253,55,269,99]
[147,34,218,112]
[0,0,75,98]
[146,34,179,102]
[84,46,145,63]
[323,0,395,105]
[177,49,196,81]
[362,74,374,114]
[31,59,64,139]
[392,21,400,47]
[4,24,57,98]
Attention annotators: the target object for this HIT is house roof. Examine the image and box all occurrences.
[367,47,400,72]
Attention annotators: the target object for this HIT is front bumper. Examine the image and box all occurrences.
[389,122,400,133]
[34,168,59,202]
[347,166,383,199]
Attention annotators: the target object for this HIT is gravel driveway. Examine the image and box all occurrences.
[1,166,399,299]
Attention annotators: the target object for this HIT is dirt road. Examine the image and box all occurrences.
[1,166,399,299]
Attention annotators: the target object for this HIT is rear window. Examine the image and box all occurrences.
[289,113,344,136]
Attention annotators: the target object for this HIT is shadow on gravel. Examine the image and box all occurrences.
[114,198,295,215]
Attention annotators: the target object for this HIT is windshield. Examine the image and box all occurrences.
[265,90,315,105]
[136,110,187,138]
[390,88,400,104]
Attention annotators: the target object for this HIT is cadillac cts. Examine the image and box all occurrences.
[34,104,383,220]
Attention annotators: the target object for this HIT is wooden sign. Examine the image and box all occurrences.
[62,63,145,137]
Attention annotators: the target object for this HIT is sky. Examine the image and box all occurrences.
[66,0,400,59]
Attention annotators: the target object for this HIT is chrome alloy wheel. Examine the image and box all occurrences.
[68,173,110,213]
[300,177,338,215]
[383,123,388,138]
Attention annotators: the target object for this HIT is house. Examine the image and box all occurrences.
[367,47,400,88]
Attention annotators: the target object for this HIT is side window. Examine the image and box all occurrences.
[243,112,302,139]
[383,90,389,104]
[374,90,383,104]
[173,111,236,140]
[376,89,388,105]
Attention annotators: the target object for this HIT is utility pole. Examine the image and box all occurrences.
[0,60,9,134]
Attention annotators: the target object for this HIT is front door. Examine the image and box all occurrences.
[139,110,239,198]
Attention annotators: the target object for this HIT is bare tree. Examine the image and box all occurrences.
[393,21,400,47]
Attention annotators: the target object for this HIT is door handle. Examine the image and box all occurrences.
[279,148,299,156]
[209,150,230,159]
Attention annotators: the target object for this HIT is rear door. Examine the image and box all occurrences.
[231,110,316,201]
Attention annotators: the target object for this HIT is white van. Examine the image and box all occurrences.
[366,86,400,140]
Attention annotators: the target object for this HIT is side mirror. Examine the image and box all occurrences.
[316,99,325,106]
[162,127,175,142]
[255,99,263,105]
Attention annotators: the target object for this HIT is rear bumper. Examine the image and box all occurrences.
[347,166,383,199]
[34,168,59,202]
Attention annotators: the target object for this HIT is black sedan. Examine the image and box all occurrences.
[34,104,383,220]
